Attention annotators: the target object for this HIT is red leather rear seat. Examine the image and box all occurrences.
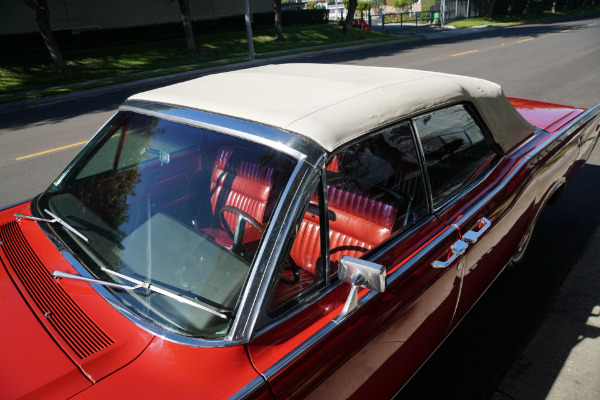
[202,146,274,248]
[290,185,397,275]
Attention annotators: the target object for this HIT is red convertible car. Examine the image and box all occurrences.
[1,64,599,399]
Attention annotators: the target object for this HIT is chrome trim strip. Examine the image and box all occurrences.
[256,103,600,380]
[0,197,35,213]
[452,103,600,228]
[59,251,240,347]
[229,375,269,400]
[54,111,118,187]
[120,101,309,161]
[261,221,459,380]
[229,158,326,341]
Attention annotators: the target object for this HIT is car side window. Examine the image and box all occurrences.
[270,121,427,310]
[413,105,497,209]
[270,182,325,310]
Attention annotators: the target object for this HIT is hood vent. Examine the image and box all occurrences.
[0,221,113,359]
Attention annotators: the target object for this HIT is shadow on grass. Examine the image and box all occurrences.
[0,24,389,97]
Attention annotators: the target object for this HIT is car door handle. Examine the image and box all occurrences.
[431,240,468,269]
[462,217,491,244]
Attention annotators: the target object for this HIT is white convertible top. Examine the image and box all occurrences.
[129,64,534,153]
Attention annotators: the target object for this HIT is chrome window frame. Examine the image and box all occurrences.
[243,104,600,381]
[54,100,326,347]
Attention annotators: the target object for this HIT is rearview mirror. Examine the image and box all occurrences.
[334,256,386,323]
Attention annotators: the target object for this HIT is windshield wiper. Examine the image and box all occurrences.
[51,268,228,320]
[15,209,89,242]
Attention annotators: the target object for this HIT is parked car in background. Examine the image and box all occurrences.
[1,64,599,399]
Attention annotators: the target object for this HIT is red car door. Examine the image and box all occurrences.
[245,120,467,399]
[411,104,539,327]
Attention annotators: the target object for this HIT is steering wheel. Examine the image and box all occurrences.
[219,205,265,258]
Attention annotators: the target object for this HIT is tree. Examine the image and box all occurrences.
[343,0,358,35]
[175,0,197,55]
[273,0,285,41]
[23,0,67,73]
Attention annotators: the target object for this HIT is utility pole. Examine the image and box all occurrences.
[244,0,255,60]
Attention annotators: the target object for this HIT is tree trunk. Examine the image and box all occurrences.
[486,0,497,18]
[505,0,514,17]
[343,0,358,36]
[273,0,285,41]
[177,0,197,55]
[23,0,67,73]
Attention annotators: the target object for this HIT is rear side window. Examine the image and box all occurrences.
[413,105,497,209]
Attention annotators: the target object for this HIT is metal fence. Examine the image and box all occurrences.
[431,0,487,24]
[381,0,487,27]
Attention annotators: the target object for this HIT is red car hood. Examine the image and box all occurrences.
[0,202,154,399]
[509,97,586,133]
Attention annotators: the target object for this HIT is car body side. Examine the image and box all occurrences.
[0,65,599,400]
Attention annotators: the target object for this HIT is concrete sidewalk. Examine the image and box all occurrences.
[491,147,600,400]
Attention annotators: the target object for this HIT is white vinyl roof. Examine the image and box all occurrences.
[129,64,534,153]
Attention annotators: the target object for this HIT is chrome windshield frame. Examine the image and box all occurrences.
[51,100,327,347]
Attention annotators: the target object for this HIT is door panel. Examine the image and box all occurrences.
[439,154,538,325]
[246,217,464,399]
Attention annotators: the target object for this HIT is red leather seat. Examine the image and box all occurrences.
[290,185,397,275]
[202,146,274,248]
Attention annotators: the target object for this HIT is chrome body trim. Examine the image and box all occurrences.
[120,100,318,162]
[255,103,600,381]
[48,100,328,347]
[230,157,326,341]
[229,375,269,400]
[452,103,600,229]
[54,111,117,187]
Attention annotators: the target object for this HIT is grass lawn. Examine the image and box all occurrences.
[448,5,600,28]
[0,24,394,102]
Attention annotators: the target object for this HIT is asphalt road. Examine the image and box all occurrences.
[1,15,599,399]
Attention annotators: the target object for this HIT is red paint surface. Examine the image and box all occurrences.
[509,97,586,132]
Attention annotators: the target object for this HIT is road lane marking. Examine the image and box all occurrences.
[16,141,87,160]
[451,50,479,57]
[518,38,535,43]
[560,29,571,33]
[587,23,596,26]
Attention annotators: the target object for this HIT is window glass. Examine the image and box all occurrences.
[413,105,497,209]
[326,121,427,237]
[38,111,297,338]
[270,183,324,310]
[270,121,427,310]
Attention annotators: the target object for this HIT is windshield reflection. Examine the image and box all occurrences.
[37,111,297,338]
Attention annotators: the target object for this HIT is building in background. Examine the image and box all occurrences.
[2,0,272,36]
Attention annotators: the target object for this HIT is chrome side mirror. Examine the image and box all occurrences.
[334,256,386,323]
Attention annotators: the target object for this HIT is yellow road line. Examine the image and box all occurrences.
[587,23,596,26]
[16,141,87,161]
[560,29,571,33]
[518,38,535,43]
[451,50,479,57]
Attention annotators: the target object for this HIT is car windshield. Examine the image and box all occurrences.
[36,111,297,338]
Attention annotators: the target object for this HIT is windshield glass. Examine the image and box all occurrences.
[37,111,297,338]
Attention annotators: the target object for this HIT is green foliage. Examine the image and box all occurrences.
[305,1,326,8]
[357,1,372,11]
[0,25,392,100]
[393,0,418,9]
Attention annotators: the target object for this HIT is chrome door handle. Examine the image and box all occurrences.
[462,217,491,244]
[431,240,468,269]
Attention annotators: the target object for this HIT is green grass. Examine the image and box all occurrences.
[448,5,600,28]
[0,24,395,102]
